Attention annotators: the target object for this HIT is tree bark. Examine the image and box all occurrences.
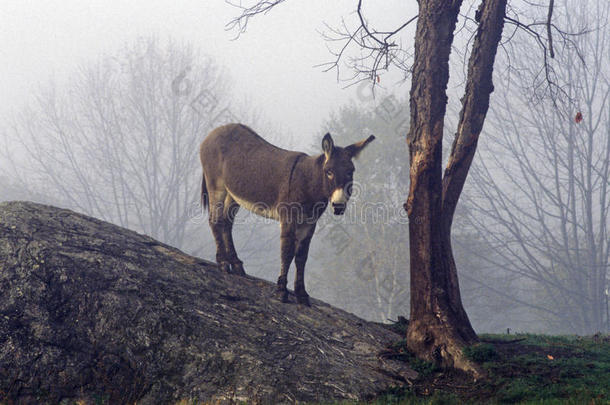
[405,0,507,376]
[442,0,507,337]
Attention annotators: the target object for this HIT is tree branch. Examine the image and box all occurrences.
[546,0,555,58]
[226,0,417,85]
[442,0,508,221]
[225,0,288,36]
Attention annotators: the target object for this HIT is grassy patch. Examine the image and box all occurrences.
[358,332,610,405]
[474,333,610,404]
[463,342,498,363]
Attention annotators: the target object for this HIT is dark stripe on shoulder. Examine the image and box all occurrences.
[288,154,305,191]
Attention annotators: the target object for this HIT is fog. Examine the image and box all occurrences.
[1,0,413,148]
[1,0,608,336]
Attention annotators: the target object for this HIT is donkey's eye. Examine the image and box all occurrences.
[325,170,334,178]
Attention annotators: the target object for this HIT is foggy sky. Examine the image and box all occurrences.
[1,0,415,150]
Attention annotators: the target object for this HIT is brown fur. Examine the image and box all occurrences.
[200,123,374,305]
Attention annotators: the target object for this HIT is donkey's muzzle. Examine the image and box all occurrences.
[332,203,346,215]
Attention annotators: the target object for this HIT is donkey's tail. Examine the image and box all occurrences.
[201,173,209,212]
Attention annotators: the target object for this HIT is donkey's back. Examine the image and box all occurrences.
[200,123,303,211]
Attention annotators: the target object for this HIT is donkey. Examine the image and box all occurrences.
[199,123,375,305]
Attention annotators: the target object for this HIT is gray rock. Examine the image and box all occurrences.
[0,201,414,404]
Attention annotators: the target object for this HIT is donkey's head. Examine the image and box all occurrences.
[321,133,376,215]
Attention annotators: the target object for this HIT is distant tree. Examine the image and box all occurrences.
[228,0,571,374]
[2,38,236,253]
[451,208,539,333]
[465,0,610,334]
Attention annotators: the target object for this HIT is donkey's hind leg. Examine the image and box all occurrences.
[275,220,296,303]
[208,188,232,274]
[223,196,245,275]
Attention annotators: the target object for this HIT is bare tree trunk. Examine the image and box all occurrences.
[405,0,507,375]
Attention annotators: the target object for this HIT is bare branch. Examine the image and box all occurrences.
[225,0,287,36]
[547,0,555,58]
[226,0,416,86]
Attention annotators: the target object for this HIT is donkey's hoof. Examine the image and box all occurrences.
[219,262,231,273]
[231,262,246,276]
[296,294,311,306]
[274,289,290,303]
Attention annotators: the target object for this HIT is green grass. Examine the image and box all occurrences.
[463,342,498,363]
[474,333,610,404]
[348,333,610,405]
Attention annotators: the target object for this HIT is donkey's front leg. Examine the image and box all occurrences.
[294,222,316,306]
[208,196,231,274]
[276,221,296,303]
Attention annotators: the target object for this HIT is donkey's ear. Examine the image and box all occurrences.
[346,135,376,158]
[322,133,334,161]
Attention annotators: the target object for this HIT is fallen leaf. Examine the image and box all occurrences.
[547,354,554,360]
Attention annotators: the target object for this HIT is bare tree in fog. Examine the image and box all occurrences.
[465,0,609,334]
[2,38,235,252]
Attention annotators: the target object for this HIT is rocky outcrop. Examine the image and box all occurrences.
[0,201,414,404]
